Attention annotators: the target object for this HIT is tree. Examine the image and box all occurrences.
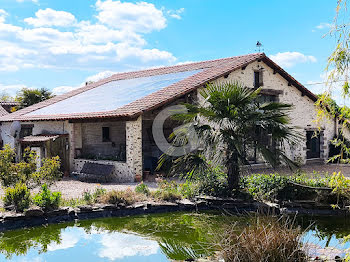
[160,82,298,191]
[316,0,350,162]
[0,92,13,102]
[16,88,53,109]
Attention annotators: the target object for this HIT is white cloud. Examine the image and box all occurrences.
[315,22,333,30]
[18,27,74,44]
[167,8,185,20]
[85,70,117,82]
[0,9,8,23]
[16,0,38,3]
[24,8,76,27]
[304,70,350,106]
[52,85,80,95]
[47,230,81,251]
[95,0,167,33]
[75,21,145,45]
[0,2,179,73]
[52,70,119,95]
[270,52,317,68]
[0,83,27,96]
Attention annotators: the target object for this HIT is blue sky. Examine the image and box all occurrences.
[0,0,339,100]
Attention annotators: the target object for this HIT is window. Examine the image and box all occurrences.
[102,127,110,142]
[254,70,263,88]
[19,125,33,139]
[258,94,277,104]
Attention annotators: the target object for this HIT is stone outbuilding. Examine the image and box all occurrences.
[0,53,344,182]
[0,101,19,148]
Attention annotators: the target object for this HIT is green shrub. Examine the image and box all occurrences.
[328,171,350,208]
[197,166,231,197]
[135,182,150,196]
[93,186,106,200]
[152,181,182,201]
[290,171,331,188]
[241,173,342,202]
[61,197,85,208]
[241,173,289,201]
[152,190,182,202]
[0,146,36,187]
[100,188,144,205]
[178,181,198,199]
[33,184,61,210]
[0,145,62,188]
[32,156,61,187]
[3,183,31,212]
[82,186,107,205]
[82,190,93,204]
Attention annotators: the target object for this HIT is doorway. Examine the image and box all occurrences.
[306,131,321,159]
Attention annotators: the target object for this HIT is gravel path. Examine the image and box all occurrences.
[0,178,159,200]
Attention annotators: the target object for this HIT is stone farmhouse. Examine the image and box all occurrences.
[0,53,342,182]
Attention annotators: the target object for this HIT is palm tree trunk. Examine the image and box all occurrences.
[227,154,240,191]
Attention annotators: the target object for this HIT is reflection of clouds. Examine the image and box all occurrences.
[99,232,159,260]
[47,228,84,252]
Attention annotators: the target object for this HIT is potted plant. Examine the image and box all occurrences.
[134,174,142,182]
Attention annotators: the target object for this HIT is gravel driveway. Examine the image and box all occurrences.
[0,178,159,200]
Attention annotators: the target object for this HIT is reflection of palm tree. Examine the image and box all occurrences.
[158,237,210,261]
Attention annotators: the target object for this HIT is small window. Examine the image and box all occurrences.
[254,70,263,88]
[19,125,33,139]
[102,127,110,142]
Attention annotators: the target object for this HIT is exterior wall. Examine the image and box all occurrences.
[208,60,338,163]
[126,116,143,178]
[1,119,138,182]
[70,117,140,182]
[73,159,133,182]
[1,120,74,168]
[79,121,126,159]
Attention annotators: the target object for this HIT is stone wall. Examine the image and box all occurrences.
[208,60,338,163]
[73,158,133,182]
[126,116,143,177]
[77,121,126,160]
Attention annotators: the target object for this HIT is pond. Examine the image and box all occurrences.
[0,212,350,261]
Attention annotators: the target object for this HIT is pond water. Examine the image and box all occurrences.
[0,212,350,261]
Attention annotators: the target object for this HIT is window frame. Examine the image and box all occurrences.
[102,126,110,142]
[254,70,263,88]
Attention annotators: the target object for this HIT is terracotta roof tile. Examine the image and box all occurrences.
[20,134,67,143]
[0,105,8,117]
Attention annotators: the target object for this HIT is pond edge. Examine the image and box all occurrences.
[1,198,349,232]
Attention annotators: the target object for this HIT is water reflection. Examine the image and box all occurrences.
[98,232,160,260]
[0,212,350,261]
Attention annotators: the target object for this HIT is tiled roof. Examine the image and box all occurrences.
[0,105,8,117]
[20,134,67,143]
[0,101,19,106]
[0,53,317,122]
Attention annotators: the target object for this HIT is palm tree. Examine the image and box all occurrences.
[160,81,299,191]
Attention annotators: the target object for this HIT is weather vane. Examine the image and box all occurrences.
[255,41,264,52]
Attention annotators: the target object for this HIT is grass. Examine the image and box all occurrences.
[99,188,146,205]
[214,215,307,262]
